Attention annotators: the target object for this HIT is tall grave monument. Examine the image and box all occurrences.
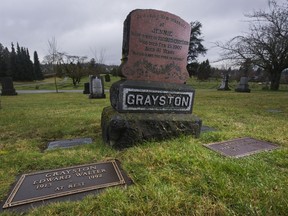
[101,9,202,148]
[0,77,17,96]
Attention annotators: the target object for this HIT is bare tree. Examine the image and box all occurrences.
[89,47,106,75]
[43,37,62,92]
[60,54,88,87]
[216,0,288,90]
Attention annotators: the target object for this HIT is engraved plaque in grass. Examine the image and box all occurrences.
[203,137,279,158]
[2,160,132,212]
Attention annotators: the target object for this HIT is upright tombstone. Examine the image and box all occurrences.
[235,77,251,93]
[89,75,105,98]
[83,82,90,94]
[0,77,17,96]
[217,74,230,91]
[101,9,202,149]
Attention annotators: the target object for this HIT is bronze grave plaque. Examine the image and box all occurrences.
[203,137,279,158]
[2,160,132,211]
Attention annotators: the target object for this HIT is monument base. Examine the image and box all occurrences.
[89,94,106,99]
[1,89,17,96]
[235,85,251,93]
[101,106,202,149]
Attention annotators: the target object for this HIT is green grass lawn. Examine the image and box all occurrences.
[0,86,287,215]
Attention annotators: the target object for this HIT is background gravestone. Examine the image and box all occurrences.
[0,77,17,96]
[235,77,251,92]
[101,9,202,149]
[89,75,105,98]
[217,74,230,91]
[83,82,90,94]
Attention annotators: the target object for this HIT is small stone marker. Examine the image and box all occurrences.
[217,74,230,91]
[47,138,93,150]
[203,137,279,158]
[1,160,132,212]
[0,77,17,96]
[101,9,202,148]
[267,109,282,113]
[235,77,251,93]
[83,82,90,94]
[89,75,105,99]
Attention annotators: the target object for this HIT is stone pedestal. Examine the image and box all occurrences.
[235,77,251,93]
[101,106,202,149]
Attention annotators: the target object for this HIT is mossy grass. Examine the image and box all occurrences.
[0,86,287,215]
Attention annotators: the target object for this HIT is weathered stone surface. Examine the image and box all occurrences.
[110,79,195,113]
[101,106,202,149]
[120,9,191,84]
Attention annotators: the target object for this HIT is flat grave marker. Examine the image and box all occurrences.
[203,137,279,158]
[47,137,93,150]
[2,160,132,212]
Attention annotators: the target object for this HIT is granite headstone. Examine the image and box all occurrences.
[235,77,251,93]
[83,82,90,94]
[0,77,17,96]
[101,9,202,149]
[217,74,230,91]
[89,75,105,98]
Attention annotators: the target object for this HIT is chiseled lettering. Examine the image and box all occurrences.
[167,96,174,104]
[152,28,173,36]
[151,95,159,105]
[159,96,166,106]
[143,95,152,105]
[174,97,181,106]
[127,94,135,105]
[181,97,190,107]
[136,94,144,105]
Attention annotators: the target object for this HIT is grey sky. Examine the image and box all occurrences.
[0,0,283,67]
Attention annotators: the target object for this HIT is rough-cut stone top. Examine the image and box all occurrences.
[120,9,191,84]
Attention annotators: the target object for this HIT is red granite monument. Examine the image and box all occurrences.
[101,9,202,148]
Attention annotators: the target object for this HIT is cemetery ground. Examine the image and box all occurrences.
[0,79,287,215]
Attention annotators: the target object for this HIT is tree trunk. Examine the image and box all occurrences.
[72,78,77,87]
[269,70,281,90]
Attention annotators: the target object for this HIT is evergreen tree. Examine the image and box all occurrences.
[0,43,8,77]
[33,51,43,80]
[187,21,207,63]
[24,48,34,81]
[197,59,211,81]
[15,43,24,80]
[9,43,17,79]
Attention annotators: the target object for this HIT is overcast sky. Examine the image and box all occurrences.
[0,0,284,67]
